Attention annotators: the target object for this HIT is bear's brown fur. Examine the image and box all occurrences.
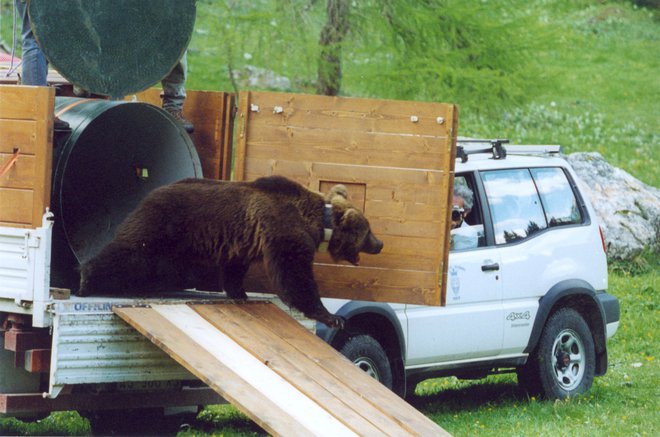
[78,175,383,328]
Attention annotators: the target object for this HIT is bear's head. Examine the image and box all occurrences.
[325,185,384,265]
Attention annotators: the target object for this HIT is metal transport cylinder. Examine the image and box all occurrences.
[50,97,203,289]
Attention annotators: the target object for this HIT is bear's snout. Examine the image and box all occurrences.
[362,232,384,255]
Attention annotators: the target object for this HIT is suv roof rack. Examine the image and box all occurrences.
[456,138,561,163]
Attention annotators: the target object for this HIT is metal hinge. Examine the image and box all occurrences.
[22,233,41,259]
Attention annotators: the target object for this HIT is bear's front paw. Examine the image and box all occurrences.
[322,314,345,330]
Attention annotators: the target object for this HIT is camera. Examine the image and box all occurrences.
[451,205,465,221]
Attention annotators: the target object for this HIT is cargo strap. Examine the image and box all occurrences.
[55,98,92,118]
[0,148,20,179]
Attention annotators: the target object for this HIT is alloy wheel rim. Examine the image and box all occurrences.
[551,328,585,391]
[354,356,380,380]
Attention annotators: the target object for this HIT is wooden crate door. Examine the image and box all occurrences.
[234,91,457,306]
[0,85,54,228]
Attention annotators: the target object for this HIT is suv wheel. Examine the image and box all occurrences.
[339,334,393,390]
[518,308,596,399]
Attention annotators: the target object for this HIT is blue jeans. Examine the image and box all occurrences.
[161,52,187,111]
[15,0,48,86]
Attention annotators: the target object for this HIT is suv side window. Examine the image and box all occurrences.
[450,174,486,251]
[481,169,547,244]
[530,167,583,227]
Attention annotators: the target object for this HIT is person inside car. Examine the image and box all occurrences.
[451,181,480,250]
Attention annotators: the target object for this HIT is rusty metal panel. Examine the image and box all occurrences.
[48,299,194,398]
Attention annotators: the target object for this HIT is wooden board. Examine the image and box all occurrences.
[0,85,54,228]
[234,91,458,306]
[114,302,448,437]
[130,89,234,180]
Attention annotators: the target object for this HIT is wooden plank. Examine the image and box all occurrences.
[244,124,451,169]
[234,91,250,181]
[0,153,36,189]
[24,349,51,373]
[146,304,357,437]
[0,189,33,225]
[0,120,38,155]
[220,93,235,180]
[312,266,440,305]
[0,85,52,120]
[242,263,440,310]
[244,91,453,137]
[116,303,448,436]
[194,304,401,437]
[239,303,449,436]
[113,305,330,437]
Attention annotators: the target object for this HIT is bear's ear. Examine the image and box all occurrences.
[340,208,362,227]
[325,184,349,203]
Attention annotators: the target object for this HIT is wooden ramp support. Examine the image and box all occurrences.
[114,302,448,437]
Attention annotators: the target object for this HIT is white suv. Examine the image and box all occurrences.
[317,140,620,400]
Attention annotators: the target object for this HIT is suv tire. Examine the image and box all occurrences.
[518,308,596,399]
[340,335,393,390]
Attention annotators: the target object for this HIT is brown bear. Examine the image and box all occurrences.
[78,175,383,328]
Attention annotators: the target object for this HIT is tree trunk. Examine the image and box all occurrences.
[317,0,349,96]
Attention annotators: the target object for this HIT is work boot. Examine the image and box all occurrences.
[165,108,194,134]
[54,116,70,131]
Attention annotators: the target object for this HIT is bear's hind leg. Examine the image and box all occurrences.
[221,262,249,300]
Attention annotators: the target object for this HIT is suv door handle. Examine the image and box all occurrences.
[481,262,500,272]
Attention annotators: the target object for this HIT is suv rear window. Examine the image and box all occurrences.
[530,167,583,227]
[481,167,582,245]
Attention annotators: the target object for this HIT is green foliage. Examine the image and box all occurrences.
[610,248,659,275]
[0,412,91,436]
[179,404,266,437]
[340,0,540,111]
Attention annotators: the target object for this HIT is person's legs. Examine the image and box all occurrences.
[15,0,47,86]
[161,52,193,133]
[15,0,69,130]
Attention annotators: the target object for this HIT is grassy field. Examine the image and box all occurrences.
[0,0,657,435]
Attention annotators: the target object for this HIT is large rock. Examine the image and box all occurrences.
[566,152,659,259]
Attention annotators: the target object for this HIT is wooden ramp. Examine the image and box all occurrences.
[114,302,448,437]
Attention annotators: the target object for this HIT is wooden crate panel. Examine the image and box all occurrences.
[131,89,233,180]
[0,120,38,155]
[0,85,54,228]
[242,91,454,137]
[0,189,33,225]
[114,302,448,436]
[0,153,36,190]
[0,86,51,119]
[313,267,441,305]
[244,125,451,169]
[235,91,457,307]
